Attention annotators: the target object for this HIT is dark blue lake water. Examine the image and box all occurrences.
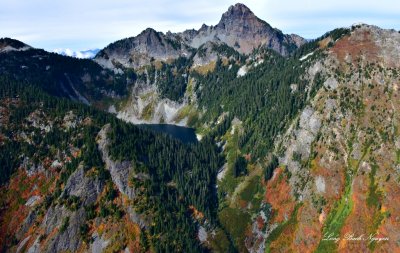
[140,124,198,144]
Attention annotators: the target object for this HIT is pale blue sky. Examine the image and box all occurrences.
[1,0,399,51]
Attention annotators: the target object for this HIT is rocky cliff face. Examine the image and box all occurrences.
[183,3,304,55]
[113,69,199,126]
[95,3,305,70]
[97,124,136,199]
[251,24,400,252]
[92,4,307,127]
[95,28,192,70]
[0,98,149,252]
[191,41,239,68]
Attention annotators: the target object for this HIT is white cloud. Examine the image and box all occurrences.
[0,0,399,51]
[53,48,100,59]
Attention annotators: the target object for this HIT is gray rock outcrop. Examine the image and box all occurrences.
[97,124,136,199]
[62,167,105,206]
[94,3,305,70]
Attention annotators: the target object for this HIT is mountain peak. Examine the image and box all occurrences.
[229,3,253,13]
[219,3,257,25]
[136,28,164,45]
[211,3,293,54]
[140,27,159,36]
[0,38,31,53]
[0,38,26,46]
[216,3,272,35]
[95,3,305,68]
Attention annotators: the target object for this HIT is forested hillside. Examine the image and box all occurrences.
[0,77,225,252]
[0,41,131,107]
[1,3,400,251]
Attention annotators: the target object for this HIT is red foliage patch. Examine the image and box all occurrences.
[331,30,379,65]
[188,205,204,220]
[256,215,265,230]
[264,167,296,223]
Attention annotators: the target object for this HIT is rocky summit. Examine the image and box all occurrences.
[184,3,304,55]
[94,3,305,70]
[95,28,192,70]
[1,3,400,253]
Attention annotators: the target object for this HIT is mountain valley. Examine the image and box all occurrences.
[1,3,400,253]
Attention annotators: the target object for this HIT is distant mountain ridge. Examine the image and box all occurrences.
[94,3,306,70]
[95,28,193,69]
[53,48,100,59]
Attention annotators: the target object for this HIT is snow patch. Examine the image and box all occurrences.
[237,65,248,77]
[254,59,264,67]
[300,52,314,61]
[237,60,263,78]
[196,134,203,141]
